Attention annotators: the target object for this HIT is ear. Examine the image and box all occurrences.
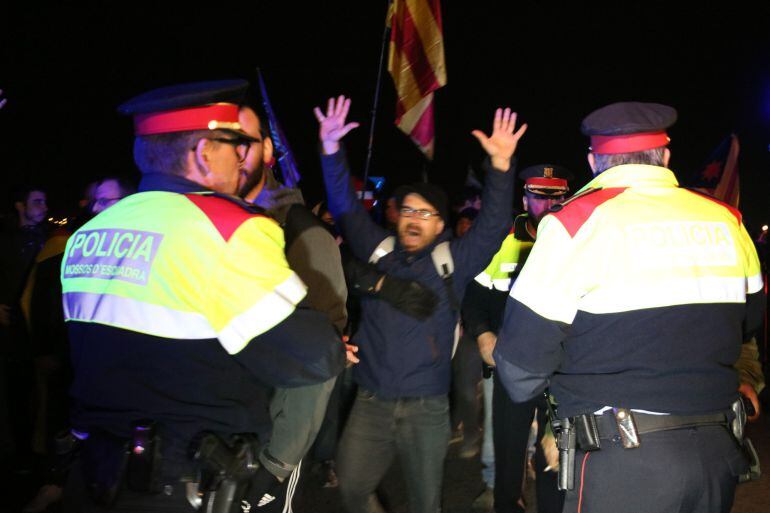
[14,201,24,215]
[262,136,274,166]
[193,138,212,176]
[435,218,445,235]
[587,152,597,174]
[662,148,671,168]
[522,195,529,212]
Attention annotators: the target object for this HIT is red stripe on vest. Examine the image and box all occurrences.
[550,188,627,237]
[684,189,742,224]
[185,194,265,242]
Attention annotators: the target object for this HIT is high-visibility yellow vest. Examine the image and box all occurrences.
[474,214,534,292]
[61,191,307,354]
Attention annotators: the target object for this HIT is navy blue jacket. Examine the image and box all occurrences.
[321,150,514,397]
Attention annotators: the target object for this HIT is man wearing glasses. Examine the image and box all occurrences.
[315,95,526,513]
[61,80,345,512]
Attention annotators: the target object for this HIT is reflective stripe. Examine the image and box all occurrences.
[579,276,751,315]
[474,272,511,292]
[493,278,511,291]
[219,273,307,354]
[748,272,764,294]
[63,291,216,339]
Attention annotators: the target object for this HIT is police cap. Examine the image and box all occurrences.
[581,102,677,155]
[519,164,572,196]
[117,79,257,141]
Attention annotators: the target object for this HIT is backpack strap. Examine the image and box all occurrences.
[368,235,396,264]
[431,241,459,313]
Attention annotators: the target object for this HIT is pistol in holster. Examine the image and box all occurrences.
[731,397,761,483]
[194,432,261,513]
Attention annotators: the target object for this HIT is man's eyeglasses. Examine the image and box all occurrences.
[400,207,440,220]
[196,136,261,163]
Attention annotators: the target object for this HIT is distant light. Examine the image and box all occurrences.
[762,225,769,232]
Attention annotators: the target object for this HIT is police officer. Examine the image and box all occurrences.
[463,164,571,513]
[61,80,345,512]
[494,102,765,513]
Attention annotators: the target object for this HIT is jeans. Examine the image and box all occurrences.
[336,389,451,513]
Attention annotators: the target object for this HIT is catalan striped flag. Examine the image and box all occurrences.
[694,134,740,208]
[387,0,447,159]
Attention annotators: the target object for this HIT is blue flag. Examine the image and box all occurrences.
[258,69,301,188]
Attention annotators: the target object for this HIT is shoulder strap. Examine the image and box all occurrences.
[432,241,460,313]
[368,236,396,263]
[430,241,454,278]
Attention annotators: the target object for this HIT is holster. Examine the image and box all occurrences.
[732,397,762,482]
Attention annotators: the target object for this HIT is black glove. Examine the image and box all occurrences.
[377,275,438,320]
[241,466,283,510]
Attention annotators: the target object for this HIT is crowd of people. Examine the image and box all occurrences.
[0,80,766,513]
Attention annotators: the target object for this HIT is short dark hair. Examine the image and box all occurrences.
[12,183,46,204]
[591,147,666,175]
[94,176,137,197]
[133,129,230,176]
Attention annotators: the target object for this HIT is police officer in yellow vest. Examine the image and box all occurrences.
[60,80,345,512]
[494,102,765,513]
[463,164,571,513]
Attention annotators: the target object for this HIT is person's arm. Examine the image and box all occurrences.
[209,215,346,388]
[451,109,526,284]
[284,205,348,335]
[315,96,389,262]
[493,214,579,402]
[341,248,438,320]
[463,279,503,366]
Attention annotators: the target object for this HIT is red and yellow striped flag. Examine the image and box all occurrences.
[387,0,447,160]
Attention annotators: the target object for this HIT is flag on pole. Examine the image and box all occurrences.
[257,69,302,188]
[387,0,447,160]
[693,134,740,208]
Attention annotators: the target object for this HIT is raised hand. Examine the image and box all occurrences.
[313,95,360,155]
[471,108,527,172]
[0,90,7,110]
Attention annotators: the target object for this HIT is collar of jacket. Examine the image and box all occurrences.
[513,213,535,242]
[138,173,211,194]
[583,164,678,192]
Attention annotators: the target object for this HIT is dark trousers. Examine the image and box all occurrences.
[450,333,482,438]
[336,390,451,513]
[563,425,746,513]
[492,373,563,513]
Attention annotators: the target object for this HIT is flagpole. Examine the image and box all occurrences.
[362,0,394,194]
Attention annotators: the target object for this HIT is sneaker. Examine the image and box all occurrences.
[471,487,494,512]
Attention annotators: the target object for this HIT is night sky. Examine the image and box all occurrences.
[2,2,769,232]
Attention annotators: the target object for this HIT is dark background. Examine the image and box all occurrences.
[2,2,769,232]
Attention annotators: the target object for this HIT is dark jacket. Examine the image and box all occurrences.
[321,150,514,397]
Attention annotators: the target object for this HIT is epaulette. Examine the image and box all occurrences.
[548,187,603,213]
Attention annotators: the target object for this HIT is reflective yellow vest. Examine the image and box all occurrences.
[61,191,306,354]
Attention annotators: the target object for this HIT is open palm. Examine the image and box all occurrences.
[314,95,360,154]
[472,108,527,170]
